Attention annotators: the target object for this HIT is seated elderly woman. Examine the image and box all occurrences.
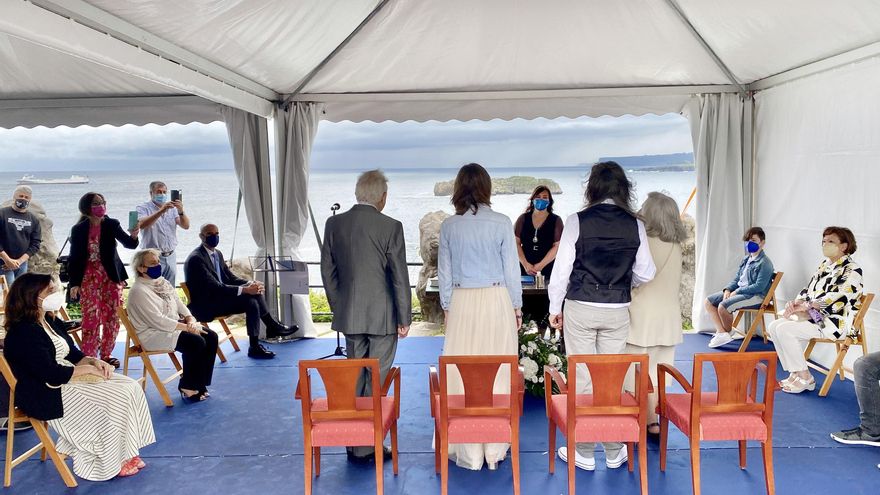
[767,226,864,394]
[127,248,218,403]
[3,273,155,480]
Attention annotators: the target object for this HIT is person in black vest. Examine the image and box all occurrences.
[547,161,656,472]
[514,185,563,331]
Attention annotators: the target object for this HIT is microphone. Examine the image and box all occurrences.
[330,203,341,212]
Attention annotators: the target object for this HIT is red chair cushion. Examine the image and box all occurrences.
[309,396,396,447]
[432,394,513,444]
[548,394,640,443]
[663,392,767,441]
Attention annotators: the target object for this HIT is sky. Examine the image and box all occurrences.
[0,113,692,172]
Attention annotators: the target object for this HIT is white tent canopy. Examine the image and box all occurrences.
[2,0,879,360]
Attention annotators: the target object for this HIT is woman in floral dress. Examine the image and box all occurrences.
[68,192,139,368]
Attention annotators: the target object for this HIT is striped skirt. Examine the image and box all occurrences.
[49,374,156,481]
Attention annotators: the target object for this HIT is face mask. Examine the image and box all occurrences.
[822,243,840,258]
[205,234,220,248]
[153,194,168,204]
[14,199,29,210]
[91,205,106,217]
[40,291,65,312]
[745,241,760,253]
[145,265,162,279]
[533,198,550,211]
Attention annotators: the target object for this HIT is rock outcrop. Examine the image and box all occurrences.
[416,211,450,324]
[1,199,60,279]
[680,214,696,327]
[434,176,563,196]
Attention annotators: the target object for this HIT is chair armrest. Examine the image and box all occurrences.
[544,365,567,393]
[428,366,439,417]
[381,367,401,396]
[657,363,692,393]
[754,362,781,393]
[633,364,655,397]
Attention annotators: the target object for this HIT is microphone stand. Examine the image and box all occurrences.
[319,203,346,360]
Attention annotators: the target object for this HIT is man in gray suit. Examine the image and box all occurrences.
[320,169,411,463]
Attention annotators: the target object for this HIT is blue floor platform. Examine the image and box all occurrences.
[3,334,878,494]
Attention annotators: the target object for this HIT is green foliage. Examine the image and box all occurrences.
[518,321,567,397]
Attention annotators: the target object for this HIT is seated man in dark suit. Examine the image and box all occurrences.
[184,223,298,359]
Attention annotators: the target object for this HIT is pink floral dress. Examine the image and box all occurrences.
[80,222,123,359]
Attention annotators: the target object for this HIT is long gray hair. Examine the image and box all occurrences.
[638,192,687,243]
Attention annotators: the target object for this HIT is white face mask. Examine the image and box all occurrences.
[41,291,65,312]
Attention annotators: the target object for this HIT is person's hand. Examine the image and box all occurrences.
[4,258,20,270]
[549,313,563,329]
[252,281,265,290]
[533,262,545,274]
[186,321,206,335]
[171,200,184,212]
[243,284,262,295]
[398,325,410,339]
[810,300,823,310]
[443,310,449,323]
[129,226,140,238]
[722,289,731,300]
[73,364,105,380]
[92,359,113,379]
[69,286,80,299]
[160,201,176,212]
[514,309,523,330]
[522,262,536,275]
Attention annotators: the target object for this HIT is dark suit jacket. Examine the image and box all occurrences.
[68,217,139,287]
[321,204,411,335]
[183,245,248,321]
[3,316,85,421]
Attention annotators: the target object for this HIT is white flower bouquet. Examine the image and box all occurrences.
[518,320,567,397]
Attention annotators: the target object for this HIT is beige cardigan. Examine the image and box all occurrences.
[628,236,683,347]
[126,277,190,351]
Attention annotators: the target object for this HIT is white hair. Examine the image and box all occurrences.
[13,185,32,197]
[638,191,687,244]
[354,170,388,206]
[131,248,160,273]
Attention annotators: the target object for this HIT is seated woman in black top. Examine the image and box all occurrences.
[514,185,563,331]
[2,273,155,481]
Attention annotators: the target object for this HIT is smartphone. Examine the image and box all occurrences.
[128,211,139,230]
[171,189,181,202]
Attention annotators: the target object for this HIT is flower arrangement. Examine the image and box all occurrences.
[518,320,567,397]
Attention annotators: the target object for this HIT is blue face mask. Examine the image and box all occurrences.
[153,193,168,204]
[145,265,162,279]
[205,234,220,248]
[533,198,550,211]
[746,241,760,253]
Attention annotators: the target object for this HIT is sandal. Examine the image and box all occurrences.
[102,357,121,369]
[778,375,797,389]
[133,456,146,469]
[179,388,207,404]
[782,376,816,394]
[118,458,140,477]
[647,423,661,435]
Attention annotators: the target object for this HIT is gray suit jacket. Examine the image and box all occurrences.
[321,204,412,335]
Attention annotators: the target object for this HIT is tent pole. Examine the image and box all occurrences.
[661,0,746,95]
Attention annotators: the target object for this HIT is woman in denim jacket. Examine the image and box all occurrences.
[438,163,522,471]
[706,227,775,348]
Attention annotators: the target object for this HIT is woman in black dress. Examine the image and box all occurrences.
[514,185,563,330]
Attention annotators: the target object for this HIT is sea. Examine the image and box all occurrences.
[0,167,696,284]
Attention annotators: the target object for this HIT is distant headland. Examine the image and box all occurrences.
[433,176,563,196]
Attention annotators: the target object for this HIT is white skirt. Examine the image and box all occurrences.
[441,287,518,470]
[49,373,156,481]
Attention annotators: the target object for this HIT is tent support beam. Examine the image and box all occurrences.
[661,0,746,94]
[289,84,740,102]
[284,0,392,101]
[28,0,278,101]
[0,95,207,110]
[749,40,880,91]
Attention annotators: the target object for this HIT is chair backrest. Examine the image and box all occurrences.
[567,354,648,417]
[297,358,382,426]
[0,354,18,422]
[179,282,192,305]
[437,355,519,420]
[691,352,776,422]
[760,272,783,309]
[851,293,874,341]
[117,307,146,350]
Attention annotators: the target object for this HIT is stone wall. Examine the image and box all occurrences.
[680,214,696,327]
[416,211,450,324]
[1,199,61,279]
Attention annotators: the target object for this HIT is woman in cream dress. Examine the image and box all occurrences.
[626,192,687,434]
[438,163,523,470]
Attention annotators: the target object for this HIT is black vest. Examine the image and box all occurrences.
[565,203,640,304]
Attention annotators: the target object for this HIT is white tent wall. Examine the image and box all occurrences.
[754,55,880,373]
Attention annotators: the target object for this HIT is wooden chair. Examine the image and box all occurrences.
[57,306,83,347]
[544,355,650,495]
[734,272,783,352]
[0,276,8,317]
[804,293,874,397]
[429,355,522,495]
[658,351,777,495]
[180,282,240,363]
[0,354,77,488]
[118,307,183,407]
[296,358,401,495]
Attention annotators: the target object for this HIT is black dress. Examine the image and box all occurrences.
[515,212,562,325]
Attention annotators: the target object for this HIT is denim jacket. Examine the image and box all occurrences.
[724,251,774,298]
[438,205,522,310]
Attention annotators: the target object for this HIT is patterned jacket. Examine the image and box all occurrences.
[796,255,863,336]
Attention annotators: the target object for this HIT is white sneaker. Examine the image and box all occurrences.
[557,446,596,471]
[730,331,745,340]
[708,332,734,348]
[605,446,628,469]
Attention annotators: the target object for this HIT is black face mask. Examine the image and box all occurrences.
[205,234,220,248]
[14,199,29,210]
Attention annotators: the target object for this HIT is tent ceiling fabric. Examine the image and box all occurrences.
[1,0,880,127]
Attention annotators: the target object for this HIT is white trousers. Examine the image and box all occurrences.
[766,318,822,373]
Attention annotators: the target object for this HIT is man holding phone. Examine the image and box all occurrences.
[136,181,190,286]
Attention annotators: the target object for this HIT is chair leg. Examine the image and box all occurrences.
[689,437,701,495]
[143,356,174,407]
[738,314,761,352]
[440,436,449,495]
[304,436,312,495]
[4,416,15,487]
[761,316,769,343]
[31,421,77,488]
[391,424,399,476]
[548,421,556,474]
[626,442,634,472]
[819,348,848,397]
[434,425,441,474]
[639,435,648,495]
[219,319,241,352]
[313,447,320,477]
[123,336,131,376]
[567,438,575,495]
[739,440,747,469]
[837,343,847,381]
[762,440,775,495]
[659,416,669,472]
[375,438,384,495]
[216,344,228,363]
[511,427,520,495]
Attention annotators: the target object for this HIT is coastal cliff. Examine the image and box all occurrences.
[433,176,562,196]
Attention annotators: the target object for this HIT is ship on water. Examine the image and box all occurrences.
[17,174,90,185]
